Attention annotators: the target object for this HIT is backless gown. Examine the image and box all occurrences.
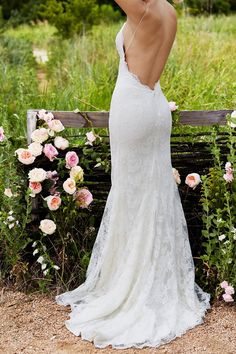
[55,12,211,350]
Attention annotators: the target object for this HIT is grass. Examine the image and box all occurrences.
[0,14,235,140]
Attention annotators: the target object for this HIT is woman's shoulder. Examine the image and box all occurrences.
[148,0,177,24]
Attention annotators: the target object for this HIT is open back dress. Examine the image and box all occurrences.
[55,7,211,349]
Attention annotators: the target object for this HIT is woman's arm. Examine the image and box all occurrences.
[114,0,147,19]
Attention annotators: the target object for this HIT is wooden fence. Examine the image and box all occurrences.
[27,108,234,256]
[27,109,232,143]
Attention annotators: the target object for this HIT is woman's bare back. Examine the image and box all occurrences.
[123,0,177,90]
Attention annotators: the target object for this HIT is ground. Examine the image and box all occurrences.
[0,287,235,354]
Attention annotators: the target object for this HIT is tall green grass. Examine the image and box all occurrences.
[43,14,236,114]
[0,14,235,139]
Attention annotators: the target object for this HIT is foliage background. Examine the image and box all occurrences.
[0,1,236,33]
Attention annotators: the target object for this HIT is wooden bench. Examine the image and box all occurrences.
[26,108,234,257]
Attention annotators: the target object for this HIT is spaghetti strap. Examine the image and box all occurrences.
[124,2,150,55]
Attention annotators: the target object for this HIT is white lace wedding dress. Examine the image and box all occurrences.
[55,15,211,350]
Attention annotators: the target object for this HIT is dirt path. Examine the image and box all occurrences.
[32,47,49,93]
[0,287,235,354]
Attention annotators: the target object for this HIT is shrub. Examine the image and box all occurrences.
[39,0,122,38]
[186,0,232,15]
[199,113,236,301]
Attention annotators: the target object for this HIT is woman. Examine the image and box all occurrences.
[56,0,211,349]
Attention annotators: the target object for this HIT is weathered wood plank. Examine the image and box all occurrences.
[27,110,37,144]
[27,109,234,142]
[179,109,233,125]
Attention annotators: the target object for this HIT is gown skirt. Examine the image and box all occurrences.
[55,22,211,349]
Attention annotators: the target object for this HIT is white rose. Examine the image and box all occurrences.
[33,249,39,256]
[43,269,49,276]
[15,148,36,165]
[225,162,232,171]
[28,168,47,182]
[172,167,181,184]
[185,173,201,190]
[37,255,45,264]
[228,110,236,128]
[4,188,13,198]
[41,263,47,270]
[32,241,37,248]
[28,142,43,157]
[231,110,236,118]
[39,219,57,235]
[7,215,15,222]
[63,178,76,194]
[69,165,84,182]
[31,128,49,143]
[54,136,69,150]
[53,265,60,270]
[218,234,226,241]
[48,119,64,132]
[37,109,47,120]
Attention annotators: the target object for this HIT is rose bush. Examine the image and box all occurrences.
[12,109,95,284]
[1,106,235,300]
[199,111,236,303]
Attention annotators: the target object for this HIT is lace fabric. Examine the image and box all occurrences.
[55,21,211,350]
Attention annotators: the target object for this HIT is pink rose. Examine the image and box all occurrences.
[225,162,232,173]
[15,148,36,165]
[45,195,61,211]
[74,188,93,208]
[223,172,233,183]
[185,173,201,189]
[65,151,79,169]
[220,280,229,289]
[37,109,54,123]
[29,182,42,195]
[225,286,235,295]
[85,131,96,146]
[168,101,179,111]
[0,127,5,142]
[222,293,234,302]
[43,144,58,161]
